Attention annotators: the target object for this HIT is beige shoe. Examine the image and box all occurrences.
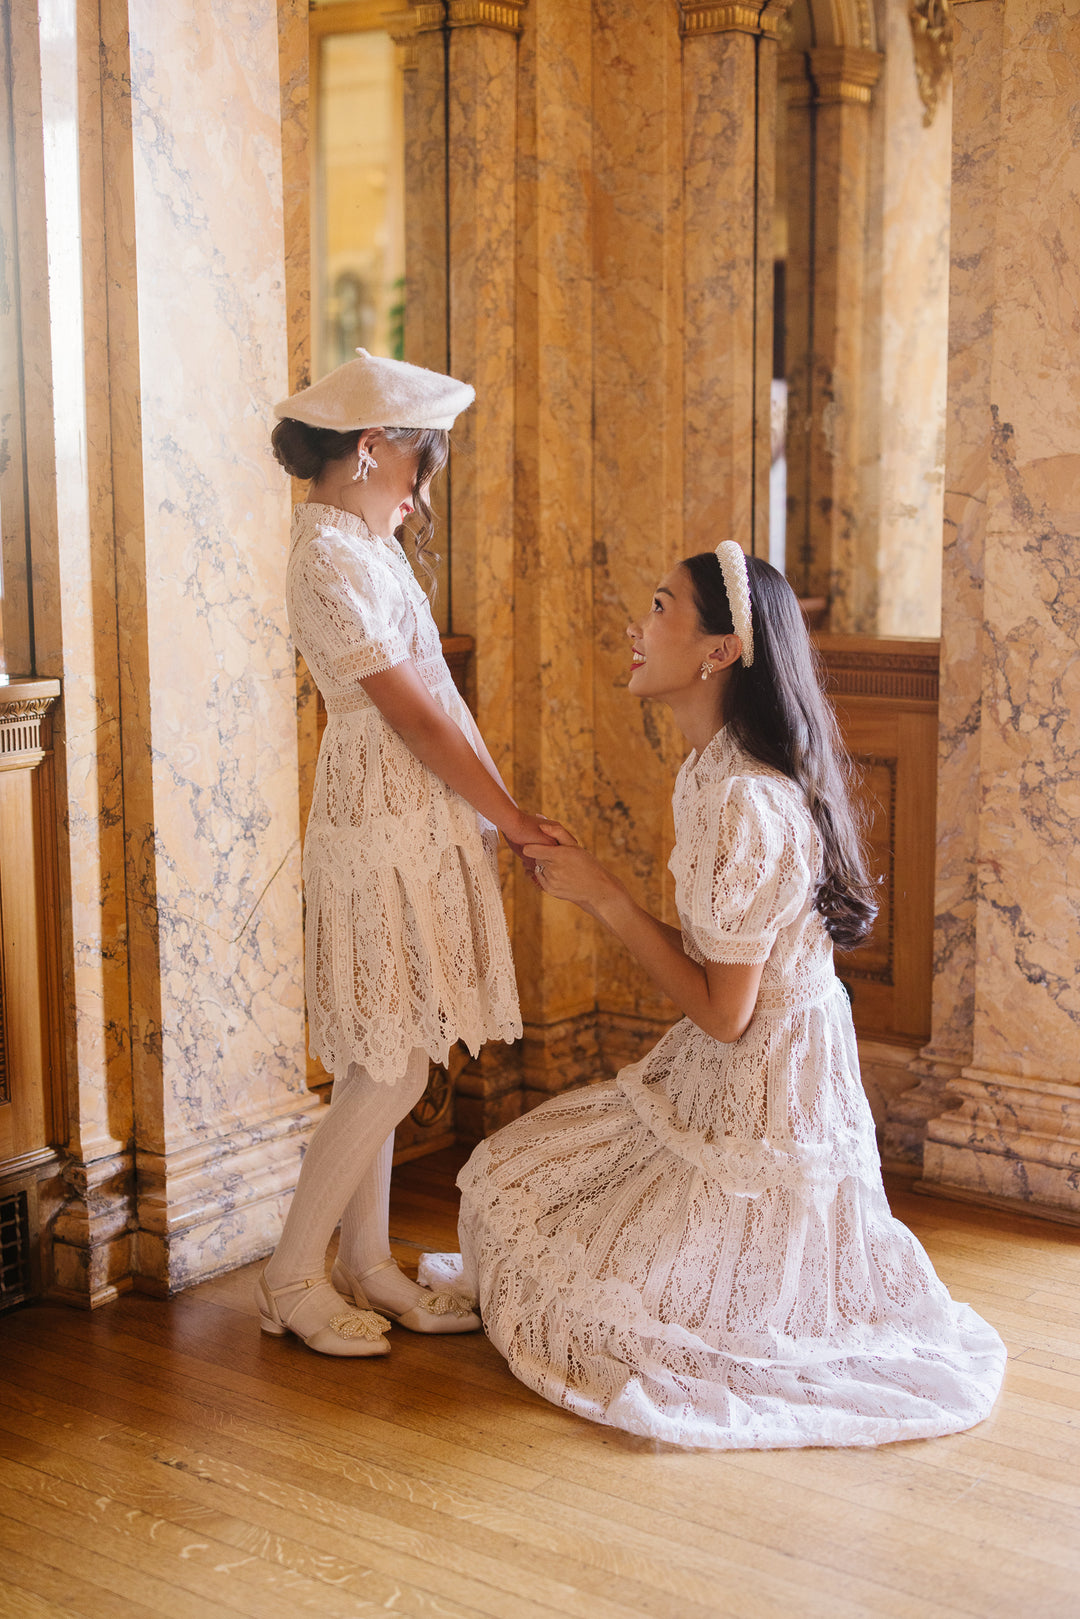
[257,1270,391,1356]
[331,1256,482,1335]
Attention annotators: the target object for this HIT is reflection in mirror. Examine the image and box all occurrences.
[311,5,405,377]
[773,0,952,637]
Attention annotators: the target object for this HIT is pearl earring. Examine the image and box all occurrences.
[352,444,379,483]
[700,661,712,681]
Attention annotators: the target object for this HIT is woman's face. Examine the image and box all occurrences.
[626,565,725,701]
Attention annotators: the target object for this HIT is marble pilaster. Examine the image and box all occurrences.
[512,0,598,1098]
[12,0,138,1300]
[681,4,778,555]
[591,0,685,1037]
[14,1,318,1299]
[919,0,1080,1218]
[447,4,520,916]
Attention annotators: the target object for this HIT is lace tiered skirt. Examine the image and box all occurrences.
[454,986,1006,1449]
[304,697,521,1084]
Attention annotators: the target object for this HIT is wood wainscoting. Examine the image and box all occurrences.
[815,635,939,1069]
[0,679,64,1312]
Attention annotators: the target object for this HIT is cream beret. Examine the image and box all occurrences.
[274,348,474,432]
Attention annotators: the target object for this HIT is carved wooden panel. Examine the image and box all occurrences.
[0,680,64,1172]
[817,635,938,1049]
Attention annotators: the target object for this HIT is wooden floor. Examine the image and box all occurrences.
[1,1150,1079,1619]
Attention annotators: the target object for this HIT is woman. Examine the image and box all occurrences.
[447,542,1006,1446]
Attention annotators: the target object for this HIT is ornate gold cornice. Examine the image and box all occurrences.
[909,0,953,125]
[386,2,446,68]
[807,45,883,104]
[447,0,527,32]
[679,1,784,39]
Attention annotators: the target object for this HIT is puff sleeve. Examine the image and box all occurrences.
[287,534,410,694]
[669,775,817,964]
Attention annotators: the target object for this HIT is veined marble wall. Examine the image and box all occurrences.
[400,0,781,1122]
[914,0,1080,1219]
[15,0,316,1301]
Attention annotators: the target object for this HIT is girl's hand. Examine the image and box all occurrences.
[523,820,625,915]
[504,811,559,870]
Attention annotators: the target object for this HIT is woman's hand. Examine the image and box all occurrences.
[523,820,625,915]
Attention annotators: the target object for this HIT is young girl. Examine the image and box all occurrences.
[258,349,551,1356]
[449,543,1006,1445]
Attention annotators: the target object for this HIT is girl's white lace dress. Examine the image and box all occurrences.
[287,503,521,1085]
[451,728,1006,1449]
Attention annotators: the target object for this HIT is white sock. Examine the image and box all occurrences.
[338,1128,430,1316]
[264,1048,430,1324]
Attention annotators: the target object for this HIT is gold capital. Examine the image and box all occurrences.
[679,0,786,37]
[447,0,527,32]
[807,45,883,104]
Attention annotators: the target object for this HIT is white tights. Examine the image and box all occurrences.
[265,1048,431,1317]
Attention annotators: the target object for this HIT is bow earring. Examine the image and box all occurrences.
[699,661,712,681]
[352,443,379,483]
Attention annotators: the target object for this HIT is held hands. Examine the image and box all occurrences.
[503,811,559,872]
[523,820,625,916]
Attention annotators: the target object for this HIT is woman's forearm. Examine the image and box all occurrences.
[591,886,760,1043]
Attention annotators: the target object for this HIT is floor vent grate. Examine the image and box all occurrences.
[0,1187,32,1311]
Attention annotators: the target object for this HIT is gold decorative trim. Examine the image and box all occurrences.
[0,697,55,765]
[909,0,953,126]
[447,0,526,32]
[807,45,883,105]
[679,2,780,39]
[386,1,446,43]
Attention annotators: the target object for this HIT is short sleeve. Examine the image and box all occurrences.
[287,535,410,693]
[670,775,816,964]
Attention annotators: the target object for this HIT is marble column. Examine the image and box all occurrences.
[590,0,687,1070]
[917,0,1080,1220]
[20,0,316,1300]
[680,1,782,558]
[510,0,600,1114]
[10,0,138,1302]
[445,0,527,1128]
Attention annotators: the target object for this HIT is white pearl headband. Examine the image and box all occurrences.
[714,541,754,668]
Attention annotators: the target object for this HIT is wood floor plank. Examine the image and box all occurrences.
[0,1406,676,1619]
[2,1167,1078,1619]
[0,1585,80,1619]
[0,1533,165,1619]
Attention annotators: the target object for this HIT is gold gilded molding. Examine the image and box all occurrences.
[679,1,782,38]
[447,0,526,32]
[0,689,59,769]
[909,0,953,126]
[807,44,883,105]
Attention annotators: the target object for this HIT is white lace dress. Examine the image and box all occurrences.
[451,728,1006,1449]
[287,502,521,1085]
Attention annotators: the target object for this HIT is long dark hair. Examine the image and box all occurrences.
[271,419,449,594]
[682,551,878,951]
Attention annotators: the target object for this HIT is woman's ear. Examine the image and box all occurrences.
[709,634,743,672]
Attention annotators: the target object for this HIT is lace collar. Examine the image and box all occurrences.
[682,725,741,781]
[293,500,401,555]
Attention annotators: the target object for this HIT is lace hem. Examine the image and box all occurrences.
[455,1147,1007,1450]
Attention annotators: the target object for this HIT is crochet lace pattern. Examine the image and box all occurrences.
[446,730,1006,1449]
[287,503,521,1083]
